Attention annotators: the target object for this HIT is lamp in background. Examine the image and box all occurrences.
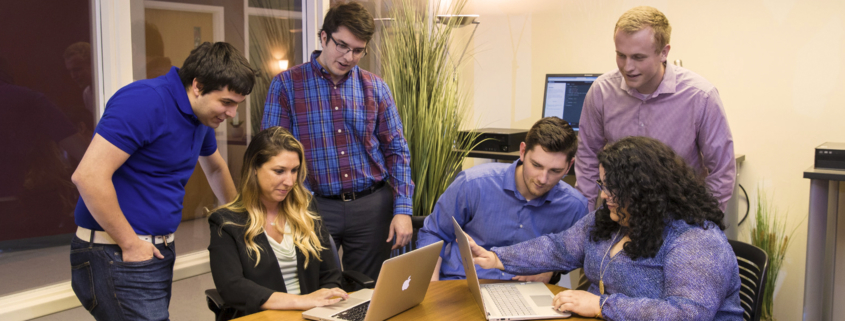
[278,59,289,71]
[435,14,480,72]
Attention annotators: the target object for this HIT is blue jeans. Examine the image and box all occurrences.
[70,235,176,321]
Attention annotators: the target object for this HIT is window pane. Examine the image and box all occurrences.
[0,0,95,296]
[248,13,303,135]
[249,0,302,11]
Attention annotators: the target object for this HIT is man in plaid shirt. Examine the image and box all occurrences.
[261,2,413,282]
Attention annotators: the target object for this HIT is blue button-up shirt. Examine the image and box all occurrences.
[493,212,743,320]
[417,159,588,280]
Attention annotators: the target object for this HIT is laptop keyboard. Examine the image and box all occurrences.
[332,301,370,321]
[483,283,533,316]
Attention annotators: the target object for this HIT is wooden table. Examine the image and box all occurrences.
[234,280,597,320]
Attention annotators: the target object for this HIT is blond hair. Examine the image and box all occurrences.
[614,6,671,53]
[217,127,324,267]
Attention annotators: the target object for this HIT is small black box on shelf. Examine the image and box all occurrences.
[459,128,528,153]
[815,142,845,170]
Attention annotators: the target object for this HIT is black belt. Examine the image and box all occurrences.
[318,181,386,202]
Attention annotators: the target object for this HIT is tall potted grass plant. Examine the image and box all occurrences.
[378,0,481,217]
[749,186,802,320]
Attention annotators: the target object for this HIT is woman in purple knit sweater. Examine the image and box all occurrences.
[470,136,743,320]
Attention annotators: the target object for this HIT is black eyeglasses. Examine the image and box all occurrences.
[596,180,609,194]
[329,37,367,58]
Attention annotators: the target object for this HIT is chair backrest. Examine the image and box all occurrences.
[729,240,769,321]
[575,269,591,291]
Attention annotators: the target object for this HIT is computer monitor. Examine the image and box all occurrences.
[541,74,600,131]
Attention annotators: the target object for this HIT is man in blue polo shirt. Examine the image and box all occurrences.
[417,117,588,283]
[70,42,255,320]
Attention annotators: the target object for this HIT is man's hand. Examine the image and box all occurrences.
[512,272,554,283]
[387,214,413,250]
[552,290,601,317]
[467,234,504,270]
[121,238,164,262]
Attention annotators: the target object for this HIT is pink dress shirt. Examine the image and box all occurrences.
[575,64,735,211]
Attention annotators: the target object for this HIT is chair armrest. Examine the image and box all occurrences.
[206,289,224,308]
[411,215,426,230]
[342,270,376,289]
[205,288,224,318]
[549,271,561,285]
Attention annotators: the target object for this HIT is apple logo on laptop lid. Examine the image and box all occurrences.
[402,276,411,291]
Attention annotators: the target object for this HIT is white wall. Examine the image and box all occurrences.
[460,0,845,319]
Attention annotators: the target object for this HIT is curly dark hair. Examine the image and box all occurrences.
[590,136,724,259]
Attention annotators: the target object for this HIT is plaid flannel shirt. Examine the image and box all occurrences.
[261,51,414,216]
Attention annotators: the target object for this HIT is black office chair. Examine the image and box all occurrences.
[729,240,769,321]
[205,289,236,321]
[411,215,426,229]
[205,237,374,321]
[327,236,377,292]
[575,269,590,291]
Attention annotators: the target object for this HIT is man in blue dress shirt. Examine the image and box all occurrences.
[70,42,255,320]
[417,117,588,282]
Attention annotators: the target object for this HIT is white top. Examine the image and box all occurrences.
[266,222,300,295]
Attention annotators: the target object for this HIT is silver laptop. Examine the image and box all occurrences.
[452,217,571,320]
[303,240,444,321]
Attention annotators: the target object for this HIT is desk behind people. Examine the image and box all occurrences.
[233,280,597,320]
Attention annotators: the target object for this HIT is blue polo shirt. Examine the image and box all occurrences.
[74,67,218,235]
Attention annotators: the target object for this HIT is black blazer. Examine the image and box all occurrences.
[207,206,342,316]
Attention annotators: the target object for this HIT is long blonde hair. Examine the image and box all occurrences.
[217,126,324,267]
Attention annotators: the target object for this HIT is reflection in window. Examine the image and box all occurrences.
[144,22,173,79]
[0,0,94,296]
[248,0,303,136]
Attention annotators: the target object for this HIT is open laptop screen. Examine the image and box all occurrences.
[541,74,600,131]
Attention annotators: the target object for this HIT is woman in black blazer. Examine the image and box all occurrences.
[208,127,347,318]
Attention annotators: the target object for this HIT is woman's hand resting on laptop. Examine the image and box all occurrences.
[553,290,600,318]
[261,287,349,311]
[299,288,350,309]
[466,234,504,271]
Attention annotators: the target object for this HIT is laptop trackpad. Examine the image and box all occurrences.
[531,295,553,307]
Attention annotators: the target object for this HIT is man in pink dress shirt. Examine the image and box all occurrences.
[575,6,735,211]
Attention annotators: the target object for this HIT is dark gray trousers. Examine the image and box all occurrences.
[314,185,393,282]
